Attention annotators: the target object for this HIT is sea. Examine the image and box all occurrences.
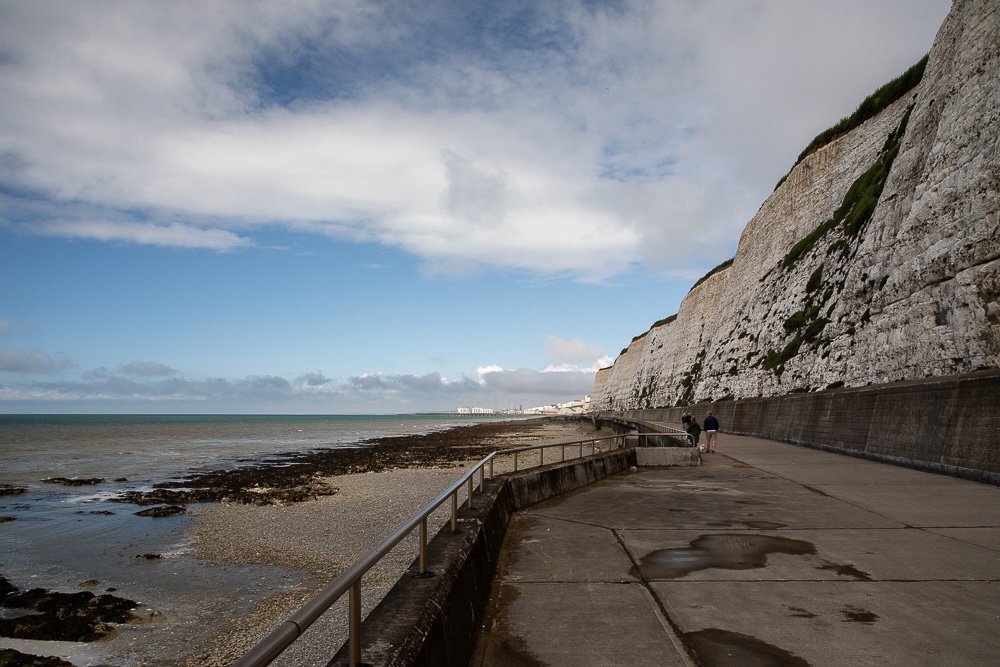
[0,413,516,666]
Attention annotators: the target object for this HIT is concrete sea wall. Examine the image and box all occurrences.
[599,369,1000,485]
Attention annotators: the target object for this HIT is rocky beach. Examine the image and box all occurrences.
[1,416,597,667]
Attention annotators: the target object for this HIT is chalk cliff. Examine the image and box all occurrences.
[592,0,1000,412]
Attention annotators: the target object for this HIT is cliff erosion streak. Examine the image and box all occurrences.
[592,0,999,414]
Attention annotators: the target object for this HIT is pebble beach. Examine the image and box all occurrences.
[181,418,596,666]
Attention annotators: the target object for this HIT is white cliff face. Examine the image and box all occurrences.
[593,0,1000,412]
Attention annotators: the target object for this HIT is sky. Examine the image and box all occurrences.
[0,0,952,414]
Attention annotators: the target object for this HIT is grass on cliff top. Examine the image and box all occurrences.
[689,257,735,293]
[621,257,733,355]
[628,314,678,347]
[775,54,928,190]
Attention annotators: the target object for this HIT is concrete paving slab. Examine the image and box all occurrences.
[924,526,1000,551]
[532,465,904,531]
[470,581,691,667]
[801,481,1000,527]
[469,431,1000,666]
[495,513,635,583]
[655,580,1000,666]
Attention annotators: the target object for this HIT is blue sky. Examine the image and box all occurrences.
[0,0,951,414]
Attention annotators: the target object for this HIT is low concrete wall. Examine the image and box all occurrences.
[635,447,702,467]
[604,369,1000,485]
[327,448,636,667]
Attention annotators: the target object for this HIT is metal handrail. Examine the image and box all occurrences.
[632,420,695,446]
[597,415,695,447]
[233,433,636,667]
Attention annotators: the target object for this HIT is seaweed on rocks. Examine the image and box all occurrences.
[135,505,187,517]
[0,576,141,643]
[112,418,574,508]
[40,478,105,487]
[0,648,75,667]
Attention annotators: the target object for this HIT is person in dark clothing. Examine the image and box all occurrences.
[703,411,719,453]
[687,417,701,449]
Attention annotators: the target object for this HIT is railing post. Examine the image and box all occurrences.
[349,581,362,666]
[489,458,494,479]
[479,464,485,492]
[540,446,544,466]
[451,492,458,533]
[514,451,518,472]
[467,476,474,509]
[419,518,428,575]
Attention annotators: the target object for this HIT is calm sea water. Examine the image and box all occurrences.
[0,413,511,666]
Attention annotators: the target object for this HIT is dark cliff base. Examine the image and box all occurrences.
[601,369,1000,485]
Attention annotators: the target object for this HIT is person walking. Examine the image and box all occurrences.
[703,411,720,453]
[688,416,701,449]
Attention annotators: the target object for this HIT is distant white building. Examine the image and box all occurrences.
[518,396,591,415]
[457,406,495,414]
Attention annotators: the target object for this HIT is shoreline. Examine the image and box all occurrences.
[180,417,597,666]
[0,416,596,667]
[114,416,578,507]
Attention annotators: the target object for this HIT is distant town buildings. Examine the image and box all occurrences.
[456,406,496,415]
[457,396,591,416]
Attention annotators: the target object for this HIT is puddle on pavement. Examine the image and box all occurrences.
[743,520,786,529]
[637,534,816,579]
[841,604,879,623]
[673,483,726,493]
[786,605,818,619]
[685,628,811,666]
[817,561,872,580]
[708,520,787,530]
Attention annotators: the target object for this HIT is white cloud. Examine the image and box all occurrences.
[119,361,176,377]
[0,348,75,374]
[542,335,613,373]
[546,335,605,362]
[476,365,505,384]
[0,1,950,283]
[440,150,517,228]
[0,360,594,412]
[476,366,595,397]
[32,220,253,251]
[0,320,29,336]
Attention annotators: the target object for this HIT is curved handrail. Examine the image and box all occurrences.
[594,414,694,447]
[233,433,631,667]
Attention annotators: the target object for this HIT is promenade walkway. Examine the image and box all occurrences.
[468,429,1000,666]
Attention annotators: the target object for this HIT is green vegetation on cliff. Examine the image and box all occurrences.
[628,314,678,347]
[689,257,734,293]
[775,54,928,190]
[782,102,914,270]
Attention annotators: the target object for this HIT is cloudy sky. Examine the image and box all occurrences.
[0,0,951,413]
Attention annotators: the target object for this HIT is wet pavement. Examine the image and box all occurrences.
[469,430,1000,666]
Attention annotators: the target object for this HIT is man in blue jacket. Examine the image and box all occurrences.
[703,411,720,453]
